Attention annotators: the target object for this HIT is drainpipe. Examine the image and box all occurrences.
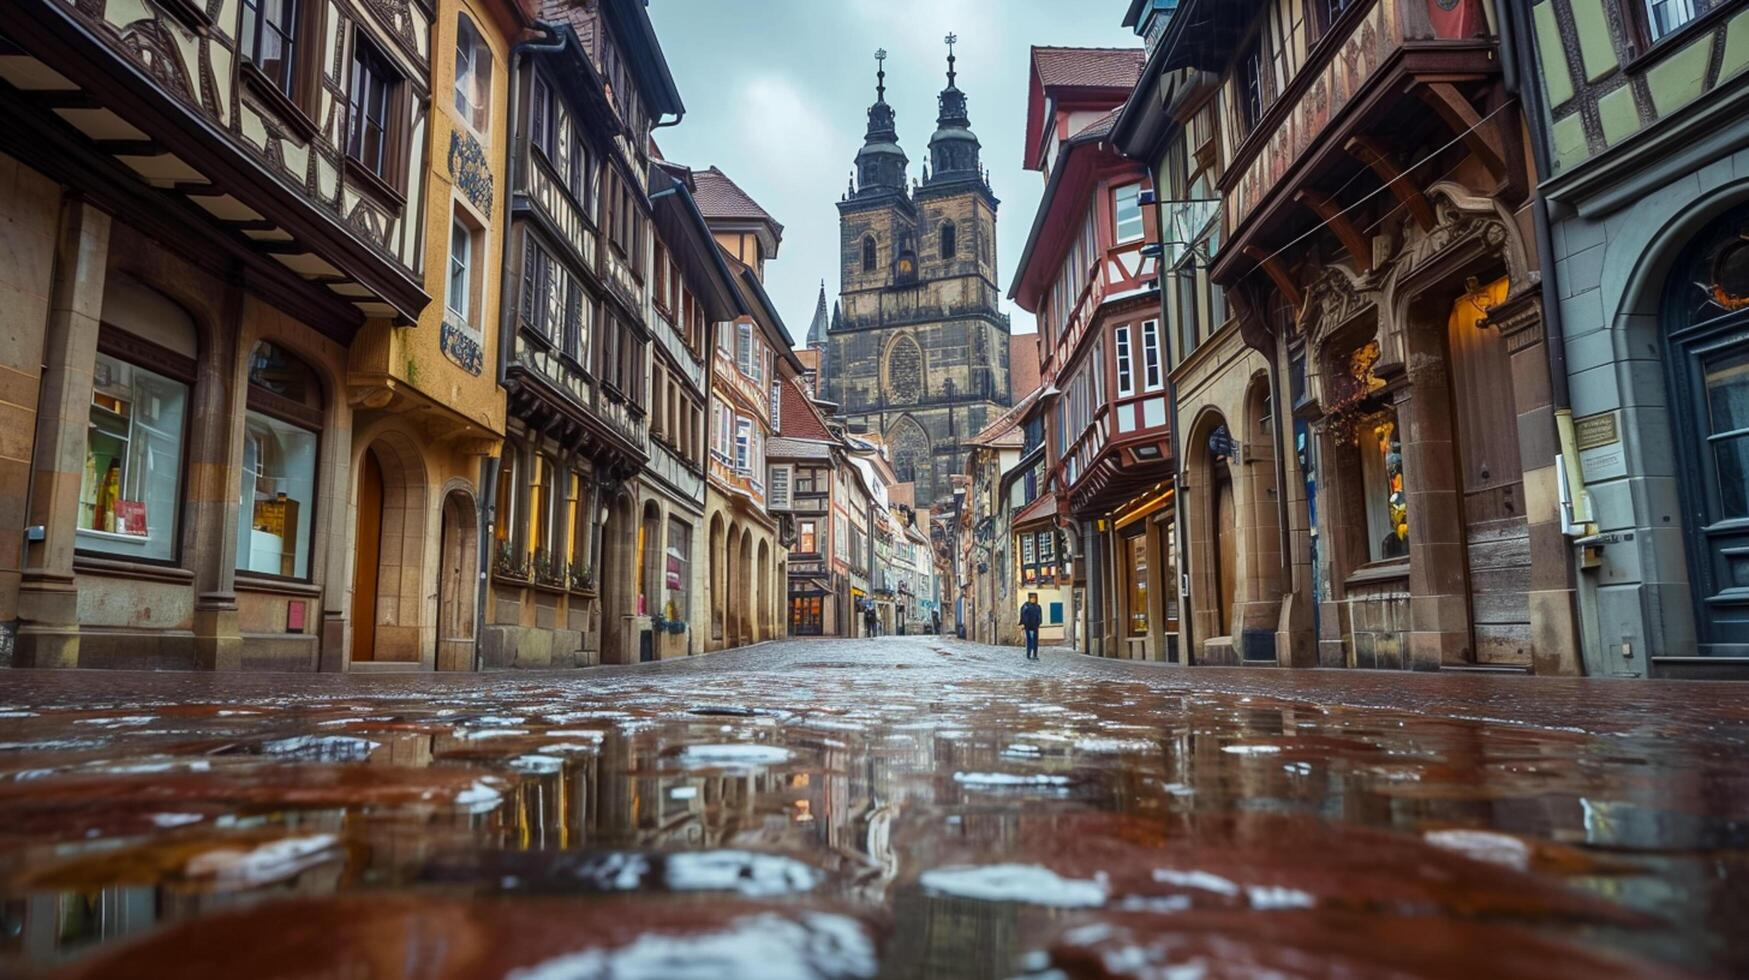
[474,20,569,672]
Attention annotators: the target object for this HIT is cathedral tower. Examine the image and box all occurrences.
[827,39,1010,507]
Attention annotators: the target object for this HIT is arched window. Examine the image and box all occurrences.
[454,13,493,133]
[940,220,956,259]
[80,277,197,563]
[236,341,323,579]
[861,235,876,273]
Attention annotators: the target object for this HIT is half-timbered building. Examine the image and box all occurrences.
[1010,46,1170,661]
[484,0,681,668]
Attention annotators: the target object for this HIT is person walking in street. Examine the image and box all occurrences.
[864,604,878,639]
[1019,593,1043,661]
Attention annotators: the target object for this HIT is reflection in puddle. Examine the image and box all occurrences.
[0,639,1743,977]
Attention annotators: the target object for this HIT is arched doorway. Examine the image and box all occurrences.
[724,523,741,647]
[709,514,725,647]
[436,490,478,671]
[738,530,754,646]
[599,491,637,665]
[638,501,661,662]
[350,434,430,664]
[352,449,385,662]
[756,538,770,641]
[1664,205,1749,654]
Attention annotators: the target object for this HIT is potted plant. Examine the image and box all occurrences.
[569,561,595,592]
[493,542,530,581]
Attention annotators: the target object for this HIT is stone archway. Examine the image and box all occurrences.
[756,538,771,642]
[436,488,478,671]
[599,490,638,665]
[1235,373,1285,659]
[1183,408,1235,658]
[708,513,725,648]
[351,431,431,665]
[738,529,754,646]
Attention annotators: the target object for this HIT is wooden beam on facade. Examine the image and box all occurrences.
[1240,245,1303,310]
[1417,82,1509,188]
[1293,189,1373,273]
[1344,135,1438,231]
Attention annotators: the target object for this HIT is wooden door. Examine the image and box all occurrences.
[1446,277,1531,666]
[351,449,385,662]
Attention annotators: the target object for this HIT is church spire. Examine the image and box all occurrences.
[807,279,830,348]
[926,32,981,186]
[852,48,908,199]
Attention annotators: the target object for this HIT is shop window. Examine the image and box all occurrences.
[1360,411,1409,562]
[1126,532,1149,636]
[237,342,321,579]
[666,517,691,620]
[453,14,492,134]
[1705,350,1749,518]
[79,288,198,564]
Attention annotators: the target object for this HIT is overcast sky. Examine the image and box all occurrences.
[645,0,1137,339]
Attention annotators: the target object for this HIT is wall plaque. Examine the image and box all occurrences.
[1574,411,1620,451]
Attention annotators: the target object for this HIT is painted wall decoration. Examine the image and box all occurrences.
[449,130,494,219]
[442,321,484,375]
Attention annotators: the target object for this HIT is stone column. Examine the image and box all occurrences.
[191,280,244,670]
[1398,309,1473,671]
[16,199,108,668]
[1494,295,1582,675]
[1272,340,1317,667]
[1083,518,1105,658]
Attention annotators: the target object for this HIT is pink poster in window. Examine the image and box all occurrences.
[112,499,148,537]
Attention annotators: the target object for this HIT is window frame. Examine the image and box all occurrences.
[345,31,409,204]
[453,13,493,137]
[1141,318,1163,392]
[1625,0,1728,64]
[446,208,478,324]
[1112,182,1144,244]
[940,220,957,260]
[237,342,325,583]
[76,327,198,567]
[238,0,322,136]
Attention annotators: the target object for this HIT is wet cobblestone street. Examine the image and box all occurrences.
[0,637,1746,978]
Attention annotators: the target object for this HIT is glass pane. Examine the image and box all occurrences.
[1127,533,1149,635]
[1362,412,1409,561]
[78,353,187,562]
[1705,349,1749,434]
[237,411,318,578]
[1714,434,1749,518]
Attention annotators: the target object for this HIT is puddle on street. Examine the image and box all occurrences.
[0,640,1744,978]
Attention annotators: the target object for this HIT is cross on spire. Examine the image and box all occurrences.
[875,48,888,101]
[944,33,958,87]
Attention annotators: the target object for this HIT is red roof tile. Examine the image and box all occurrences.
[1010,333,1041,405]
[777,377,833,441]
[1031,47,1145,91]
[692,166,783,233]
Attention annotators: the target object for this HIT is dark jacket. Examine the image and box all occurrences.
[1019,601,1042,630]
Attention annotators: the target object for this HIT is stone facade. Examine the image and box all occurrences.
[1521,0,1749,677]
[824,52,1010,508]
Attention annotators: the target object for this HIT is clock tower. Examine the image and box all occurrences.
[826,39,1010,506]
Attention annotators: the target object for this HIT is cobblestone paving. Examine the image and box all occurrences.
[0,637,1746,978]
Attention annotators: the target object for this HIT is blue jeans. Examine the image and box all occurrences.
[1024,628,1038,657]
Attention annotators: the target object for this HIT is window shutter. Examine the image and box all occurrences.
[769,464,791,510]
